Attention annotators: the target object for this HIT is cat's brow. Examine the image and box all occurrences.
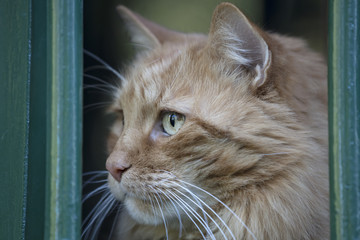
[160,101,193,116]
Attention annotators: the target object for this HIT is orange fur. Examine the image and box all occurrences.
[106,3,328,239]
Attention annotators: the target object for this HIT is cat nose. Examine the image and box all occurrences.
[106,152,131,182]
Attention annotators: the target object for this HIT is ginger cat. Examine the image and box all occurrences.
[85,3,329,240]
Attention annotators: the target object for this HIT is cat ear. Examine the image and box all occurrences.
[117,6,184,51]
[208,3,271,87]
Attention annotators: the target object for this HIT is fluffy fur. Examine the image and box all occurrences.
[95,3,328,240]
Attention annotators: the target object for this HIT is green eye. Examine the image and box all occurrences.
[162,112,185,135]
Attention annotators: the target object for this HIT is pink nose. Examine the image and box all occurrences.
[106,153,131,182]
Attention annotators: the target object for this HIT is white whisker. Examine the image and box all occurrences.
[171,185,231,240]
[88,197,117,240]
[179,180,257,240]
[84,49,125,81]
[84,65,113,73]
[146,194,157,218]
[153,187,183,238]
[155,170,237,239]
[166,189,216,240]
[151,188,169,240]
[83,179,108,185]
[84,84,116,95]
[163,189,207,240]
[83,173,108,189]
[82,170,108,177]
[83,102,113,111]
[82,191,116,240]
[82,184,109,204]
[84,74,119,90]
[108,202,122,240]
[82,191,112,228]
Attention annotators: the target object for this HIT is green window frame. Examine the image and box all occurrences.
[0,0,82,239]
[328,0,360,239]
[0,0,359,239]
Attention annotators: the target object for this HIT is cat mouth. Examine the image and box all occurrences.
[108,176,177,207]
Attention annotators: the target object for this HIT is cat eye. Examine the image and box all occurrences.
[161,112,185,136]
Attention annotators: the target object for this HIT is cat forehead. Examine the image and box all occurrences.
[141,50,180,81]
[118,49,194,114]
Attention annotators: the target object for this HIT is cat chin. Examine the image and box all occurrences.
[124,197,166,225]
[108,178,168,225]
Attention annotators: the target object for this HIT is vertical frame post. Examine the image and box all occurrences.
[328,0,360,239]
[44,0,83,239]
[0,0,83,239]
[0,1,31,238]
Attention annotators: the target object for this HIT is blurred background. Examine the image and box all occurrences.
[83,0,327,238]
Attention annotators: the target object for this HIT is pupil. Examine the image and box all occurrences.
[170,114,176,127]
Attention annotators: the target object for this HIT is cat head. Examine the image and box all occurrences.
[106,2,312,231]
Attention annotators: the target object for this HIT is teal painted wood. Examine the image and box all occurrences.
[25,1,48,239]
[0,1,31,239]
[328,0,360,239]
[0,1,82,239]
[44,0,83,239]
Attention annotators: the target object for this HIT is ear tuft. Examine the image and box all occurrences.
[209,3,271,87]
[117,6,186,52]
[117,6,160,50]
